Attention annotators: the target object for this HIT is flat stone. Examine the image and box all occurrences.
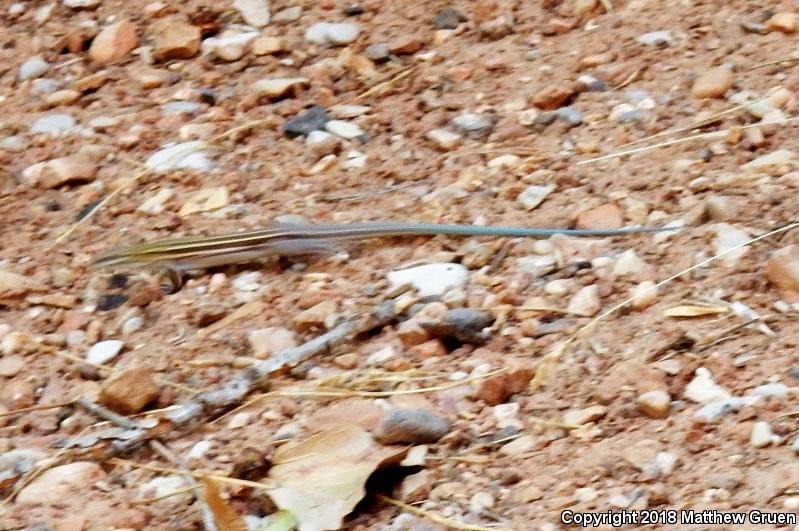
[145,141,214,172]
[576,203,623,230]
[742,149,795,169]
[86,339,125,364]
[387,263,468,298]
[253,77,309,99]
[251,35,286,55]
[426,128,462,151]
[325,119,364,139]
[767,12,799,33]
[452,113,493,135]
[374,408,450,444]
[272,6,302,23]
[30,113,76,136]
[517,184,554,210]
[21,155,97,189]
[566,285,601,317]
[563,405,607,426]
[283,105,329,137]
[532,84,576,110]
[684,368,730,404]
[89,19,138,64]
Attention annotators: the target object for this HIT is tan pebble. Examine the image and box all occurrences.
[637,390,671,418]
[45,89,80,107]
[150,16,201,61]
[292,299,338,331]
[499,434,538,456]
[691,66,734,99]
[98,367,160,414]
[705,195,736,221]
[563,405,607,425]
[251,35,286,55]
[576,203,623,230]
[767,12,799,33]
[248,327,297,358]
[399,470,431,503]
[580,51,614,69]
[89,19,138,64]
[630,281,657,310]
[765,245,799,292]
[307,399,385,431]
[566,285,601,317]
[252,77,309,99]
[574,0,597,17]
[333,352,358,369]
[396,319,429,347]
[388,35,425,54]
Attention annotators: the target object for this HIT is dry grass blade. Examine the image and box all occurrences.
[577,116,799,166]
[110,458,275,490]
[349,66,415,103]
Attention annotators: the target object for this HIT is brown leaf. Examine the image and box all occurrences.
[265,424,407,531]
[202,479,246,531]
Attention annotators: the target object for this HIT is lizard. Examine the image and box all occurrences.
[93,221,675,291]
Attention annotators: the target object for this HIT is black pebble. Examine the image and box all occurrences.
[343,4,364,16]
[283,105,329,138]
[108,273,129,289]
[75,199,103,221]
[198,88,216,105]
[97,293,128,311]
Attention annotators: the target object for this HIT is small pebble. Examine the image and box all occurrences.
[765,245,799,292]
[750,421,775,448]
[691,65,734,99]
[517,184,554,210]
[253,77,309,99]
[387,263,468,298]
[434,7,466,29]
[18,56,49,81]
[283,105,329,137]
[637,390,671,418]
[86,340,125,364]
[365,43,390,62]
[426,128,462,151]
[374,408,450,444]
[30,114,76,136]
[563,405,607,426]
[325,119,364,140]
[566,285,600,317]
[693,396,760,421]
[556,106,583,125]
[637,30,673,46]
[684,368,730,404]
[145,141,213,172]
[451,113,493,135]
[233,0,271,27]
[248,327,297,358]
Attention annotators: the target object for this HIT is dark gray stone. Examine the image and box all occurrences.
[434,7,466,29]
[283,105,329,138]
[374,408,450,444]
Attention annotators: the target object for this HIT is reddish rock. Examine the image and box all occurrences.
[17,462,106,504]
[388,35,425,54]
[531,84,576,110]
[397,319,429,347]
[478,366,534,405]
[98,367,160,414]
[307,399,385,431]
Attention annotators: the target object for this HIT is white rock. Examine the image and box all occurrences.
[575,487,599,503]
[742,149,795,170]
[492,403,522,430]
[387,263,468,298]
[608,493,632,508]
[233,0,270,27]
[746,383,789,398]
[86,339,125,364]
[88,116,119,130]
[186,440,212,460]
[137,188,175,215]
[544,278,573,295]
[202,31,259,61]
[18,56,49,81]
[693,396,760,421]
[145,141,214,172]
[792,437,799,453]
[426,128,462,150]
[517,184,554,210]
[326,22,360,45]
[566,285,601,317]
[711,223,751,267]
[304,22,360,45]
[63,0,101,8]
[637,30,673,46]
[232,271,262,292]
[654,451,678,476]
[516,255,557,276]
[684,368,730,404]
[30,114,76,136]
[227,412,253,429]
[121,316,144,335]
[750,421,775,448]
[325,119,364,139]
[487,154,520,169]
[367,346,396,365]
[613,249,649,277]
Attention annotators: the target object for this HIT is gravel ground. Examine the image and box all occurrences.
[1,0,799,530]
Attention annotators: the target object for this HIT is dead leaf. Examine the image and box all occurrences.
[203,479,247,531]
[179,186,229,216]
[265,424,407,531]
[663,305,730,317]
